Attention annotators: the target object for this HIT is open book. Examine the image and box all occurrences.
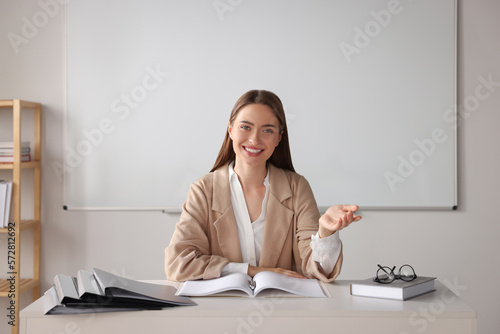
[43,268,196,314]
[176,271,326,298]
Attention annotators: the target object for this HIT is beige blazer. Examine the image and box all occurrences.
[165,163,342,282]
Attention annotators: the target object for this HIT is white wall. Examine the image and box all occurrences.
[0,1,499,333]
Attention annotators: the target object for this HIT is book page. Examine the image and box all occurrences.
[253,271,326,298]
[176,272,254,297]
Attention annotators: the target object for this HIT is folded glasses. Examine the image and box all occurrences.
[373,264,417,284]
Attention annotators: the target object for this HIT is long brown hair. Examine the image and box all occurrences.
[210,90,295,172]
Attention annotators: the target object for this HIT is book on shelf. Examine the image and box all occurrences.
[175,271,326,298]
[0,154,31,163]
[43,268,196,315]
[0,147,30,155]
[0,180,13,228]
[350,276,436,301]
[0,141,31,163]
[0,141,30,149]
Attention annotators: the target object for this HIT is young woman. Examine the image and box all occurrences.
[165,90,361,282]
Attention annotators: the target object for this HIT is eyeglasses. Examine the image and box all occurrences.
[373,264,417,284]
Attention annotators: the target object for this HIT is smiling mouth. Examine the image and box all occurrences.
[244,147,264,154]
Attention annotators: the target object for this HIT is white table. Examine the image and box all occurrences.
[20,280,477,334]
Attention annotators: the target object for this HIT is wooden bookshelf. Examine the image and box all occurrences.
[0,99,41,334]
[0,279,39,298]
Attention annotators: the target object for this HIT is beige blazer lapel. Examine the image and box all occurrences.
[212,165,243,263]
[259,165,294,268]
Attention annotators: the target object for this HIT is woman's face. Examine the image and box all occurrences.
[228,103,282,169]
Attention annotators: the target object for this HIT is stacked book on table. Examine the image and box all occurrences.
[43,268,196,315]
[0,141,31,163]
[0,179,13,228]
[350,276,436,301]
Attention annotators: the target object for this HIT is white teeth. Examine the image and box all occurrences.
[245,147,262,154]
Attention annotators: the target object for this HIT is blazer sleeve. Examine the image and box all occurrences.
[291,175,343,282]
[165,180,229,282]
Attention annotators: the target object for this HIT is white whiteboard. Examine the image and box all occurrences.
[63,0,457,211]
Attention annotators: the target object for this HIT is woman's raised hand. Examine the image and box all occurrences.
[318,204,362,238]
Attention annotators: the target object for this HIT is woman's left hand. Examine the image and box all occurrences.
[318,204,362,238]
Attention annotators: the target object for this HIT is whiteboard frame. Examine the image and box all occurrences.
[61,0,458,212]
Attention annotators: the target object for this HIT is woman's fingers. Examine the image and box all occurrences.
[320,204,362,234]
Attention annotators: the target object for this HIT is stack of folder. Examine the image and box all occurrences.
[43,268,196,315]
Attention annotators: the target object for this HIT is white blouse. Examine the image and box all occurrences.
[222,163,342,276]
